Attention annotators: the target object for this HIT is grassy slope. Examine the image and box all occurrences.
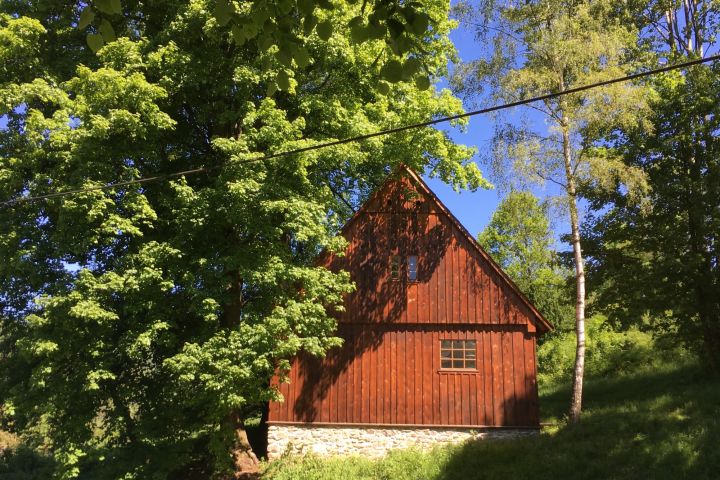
[261,359,720,480]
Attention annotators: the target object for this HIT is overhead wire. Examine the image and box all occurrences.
[2,53,719,208]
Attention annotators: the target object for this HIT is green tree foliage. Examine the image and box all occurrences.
[583,0,720,370]
[0,1,486,477]
[584,65,720,369]
[452,0,651,422]
[76,0,439,89]
[478,191,571,330]
[537,316,658,386]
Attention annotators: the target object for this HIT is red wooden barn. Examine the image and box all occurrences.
[267,166,552,458]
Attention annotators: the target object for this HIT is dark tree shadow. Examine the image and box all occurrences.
[0,444,55,480]
[289,176,546,426]
[436,362,720,480]
[293,179,448,422]
[246,404,268,459]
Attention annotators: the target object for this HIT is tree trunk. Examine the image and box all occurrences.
[561,120,587,424]
[225,410,259,473]
[222,275,260,473]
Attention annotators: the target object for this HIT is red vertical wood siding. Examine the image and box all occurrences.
[269,173,547,428]
[272,325,538,426]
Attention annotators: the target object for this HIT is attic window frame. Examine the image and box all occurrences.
[408,255,418,282]
[390,255,401,280]
[439,339,477,371]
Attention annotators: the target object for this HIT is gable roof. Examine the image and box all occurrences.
[340,164,554,334]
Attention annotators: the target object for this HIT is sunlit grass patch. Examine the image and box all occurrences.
[262,357,720,480]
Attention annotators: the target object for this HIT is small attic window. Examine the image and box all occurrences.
[408,255,418,281]
[390,255,401,280]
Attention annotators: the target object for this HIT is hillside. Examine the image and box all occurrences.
[262,358,720,480]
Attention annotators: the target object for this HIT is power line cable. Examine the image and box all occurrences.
[3,53,719,208]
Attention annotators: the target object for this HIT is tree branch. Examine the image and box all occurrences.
[327,182,357,213]
[462,21,525,44]
[534,168,567,190]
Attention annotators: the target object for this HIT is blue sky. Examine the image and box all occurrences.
[423,17,503,239]
[424,14,569,245]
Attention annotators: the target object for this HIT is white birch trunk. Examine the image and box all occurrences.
[561,120,586,424]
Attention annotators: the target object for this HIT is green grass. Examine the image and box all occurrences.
[261,358,720,480]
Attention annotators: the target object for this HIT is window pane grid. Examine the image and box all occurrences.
[390,256,400,280]
[440,340,477,370]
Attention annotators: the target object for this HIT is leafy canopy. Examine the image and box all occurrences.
[584,65,720,364]
[78,0,441,91]
[0,0,486,477]
[452,0,652,197]
[478,191,571,330]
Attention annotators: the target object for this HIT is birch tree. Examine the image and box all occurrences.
[453,0,651,422]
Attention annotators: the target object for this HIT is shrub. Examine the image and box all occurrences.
[537,315,667,386]
[0,437,55,480]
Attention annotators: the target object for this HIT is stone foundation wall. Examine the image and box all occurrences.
[267,424,537,459]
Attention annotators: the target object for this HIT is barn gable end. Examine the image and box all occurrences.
[267,166,552,458]
[323,166,552,332]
